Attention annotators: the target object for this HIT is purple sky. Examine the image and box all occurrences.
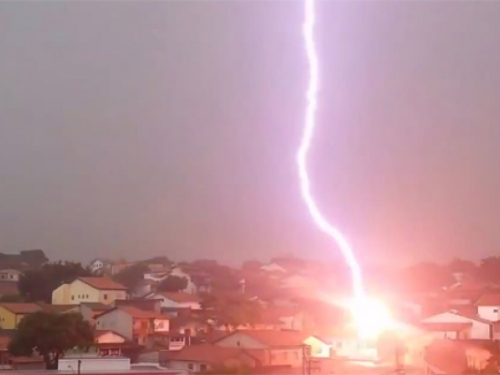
[0,1,499,265]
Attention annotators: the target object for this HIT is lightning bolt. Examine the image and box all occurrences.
[298,0,365,304]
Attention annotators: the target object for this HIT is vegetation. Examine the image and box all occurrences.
[200,292,263,330]
[18,261,91,303]
[113,263,149,289]
[157,275,189,292]
[8,311,94,369]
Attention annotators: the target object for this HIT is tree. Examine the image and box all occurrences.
[398,262,455,293]
[113,263,149,290]
[8,311,94,369]
[477,257,500,284]
[200,293,263,330]
[18,261,91,303]
[157,275,188,292]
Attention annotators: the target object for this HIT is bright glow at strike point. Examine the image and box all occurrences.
[298,0,392,338]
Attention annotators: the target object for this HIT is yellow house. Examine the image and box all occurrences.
[52,277,128,306]
[0,303,42,329]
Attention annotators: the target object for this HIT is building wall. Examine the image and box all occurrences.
[215,332,303,367]
[422,313,491,340]
[331,338,379,361]
[154,318,169,332]
[96,309,133,340]
[478,306,500,322]
[52,283,71,305]
[58,358,130,372]
[303,337,330,358]
[160,297,200,310]
[0,270,20,282]
[215,332,267,349]
[167,360,206,372]
[0,306,16,329]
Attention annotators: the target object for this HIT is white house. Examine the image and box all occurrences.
[89,259,112,274]
[0,269,21,282]
[476,293,500,321]
[422,311,493,340]
[145,292,201,310]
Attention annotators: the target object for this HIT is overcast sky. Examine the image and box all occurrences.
[0,1,499,266]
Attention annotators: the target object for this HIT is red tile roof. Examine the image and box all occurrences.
[78,277,128,290]
[421,322,472,332]
[214,329,308,347]
[117,306,168,319]
[159,292,200,303]
[0,303,41,314]
[476,293,500,306]
[164,344,262,364]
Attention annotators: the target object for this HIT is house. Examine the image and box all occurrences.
[212,330,313,367]
[89,259,113,274]
[95,306,169,346]
[421,310,493,340]
[52,277,128,305]
[79,303,110,325]
[160,344,262,373]
[420,322,472,339]
[0,303,41,329]
[94,330,130,357]
[476,293,500,321]
[146,292,201,310]
[169,315,209,337]
[0,270,21,282]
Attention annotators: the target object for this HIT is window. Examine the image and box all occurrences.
[283,352,288,360]
[71,295,75,300]
[200,364,207,372]
[494,308,498,313]
[188,364,194,370]
[103,294,108,300]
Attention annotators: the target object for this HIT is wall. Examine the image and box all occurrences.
[215,332,267,349]
[160,297,200,310]
[96,309,133,340]
[422,313,491,340]
[269,348,303,367]
[99,289,127,305]
[58,357,130,372]
[167,360,206,372]
[478,306,500,322]
[67,280,100,305]
[52,283,70,305]
[0,306,15,329]
[331,338,379,361]
[154,318,169,332]
[303,337,330,358]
